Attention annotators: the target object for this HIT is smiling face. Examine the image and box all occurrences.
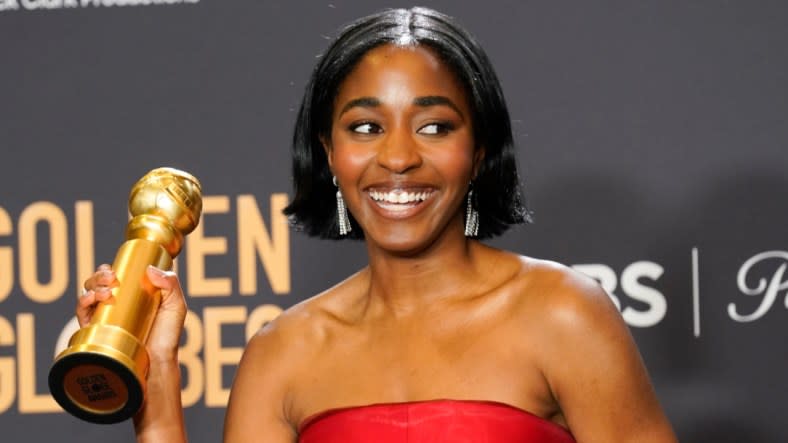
[324,44,483,254]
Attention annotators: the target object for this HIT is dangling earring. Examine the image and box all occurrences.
[464,186,479,237]
[333,176,352,236]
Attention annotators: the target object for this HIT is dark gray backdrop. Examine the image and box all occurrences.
[0,1,786,442]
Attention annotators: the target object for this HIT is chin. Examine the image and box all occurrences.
[373,237,425,256]
[365,226,445,257]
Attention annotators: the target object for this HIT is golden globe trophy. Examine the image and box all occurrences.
[48,167,202,424]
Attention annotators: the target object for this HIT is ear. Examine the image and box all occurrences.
[320,135,334,169]
[472,146,486,179]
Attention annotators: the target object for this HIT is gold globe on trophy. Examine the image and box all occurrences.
[49,167,202,424]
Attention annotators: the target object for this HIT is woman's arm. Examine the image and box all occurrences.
[223,321,298,443]
[538,268,678,443]
[133,359,187,443]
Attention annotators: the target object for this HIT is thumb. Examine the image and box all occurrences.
[146,265,177,290]
[145,265,186,311]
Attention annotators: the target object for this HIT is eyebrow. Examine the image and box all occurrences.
[337,95,464,118]
[339,97,381,117]
[413,95,463,116]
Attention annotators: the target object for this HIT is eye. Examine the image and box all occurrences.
[350,121,383,134]
[417,122,454,135]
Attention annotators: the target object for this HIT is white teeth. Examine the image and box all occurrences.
[370,190,430,204]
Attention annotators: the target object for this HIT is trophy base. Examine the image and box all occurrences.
[49,352,143,424]
[49,324,149,424]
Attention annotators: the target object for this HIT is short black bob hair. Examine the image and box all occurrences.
[283,6,530,239]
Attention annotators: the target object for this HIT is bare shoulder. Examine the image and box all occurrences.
[510,256,633,373]
[484,253,607,323]
[515,256,619,329]
[470,247,616,330]
[223,269,369,441]
[243,267,370,372]
[510,256,677,442]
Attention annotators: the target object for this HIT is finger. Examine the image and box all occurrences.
[76,286,116,327]
[83,265,118,291]
[94,287,114,302]
[93,267,118,289]
[78,290,96,308]
[76,291,96,327]
[96,269,118,287]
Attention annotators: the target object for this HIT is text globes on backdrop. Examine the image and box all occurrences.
[48,167,203,424]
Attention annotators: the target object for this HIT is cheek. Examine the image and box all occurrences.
[432,142,477,183]
[328,141,373,181]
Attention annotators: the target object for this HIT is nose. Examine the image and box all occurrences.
[376,127,422,174]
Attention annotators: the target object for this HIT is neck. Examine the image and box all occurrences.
[363,222,487,316]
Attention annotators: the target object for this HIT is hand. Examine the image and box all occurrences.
[79,264,188,364]
[77,263,117,327]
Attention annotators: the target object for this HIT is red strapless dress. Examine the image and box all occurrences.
[298,399,576,442]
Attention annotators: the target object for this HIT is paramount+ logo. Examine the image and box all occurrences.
[0,0,198,12]
[729,250,788,323]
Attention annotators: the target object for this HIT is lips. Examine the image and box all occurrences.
[369,189,431,204]
[365,187,436,218]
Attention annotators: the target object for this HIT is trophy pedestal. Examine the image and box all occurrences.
[49,324,149,424]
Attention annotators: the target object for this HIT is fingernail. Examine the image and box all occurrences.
[147,265,165,276]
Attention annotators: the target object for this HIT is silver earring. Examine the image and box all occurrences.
[333,176,352,236]
[464,187,479,237]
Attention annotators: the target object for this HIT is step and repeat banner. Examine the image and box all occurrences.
[0,1,785,442]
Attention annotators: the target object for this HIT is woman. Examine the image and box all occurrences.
[80,7,677,442]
